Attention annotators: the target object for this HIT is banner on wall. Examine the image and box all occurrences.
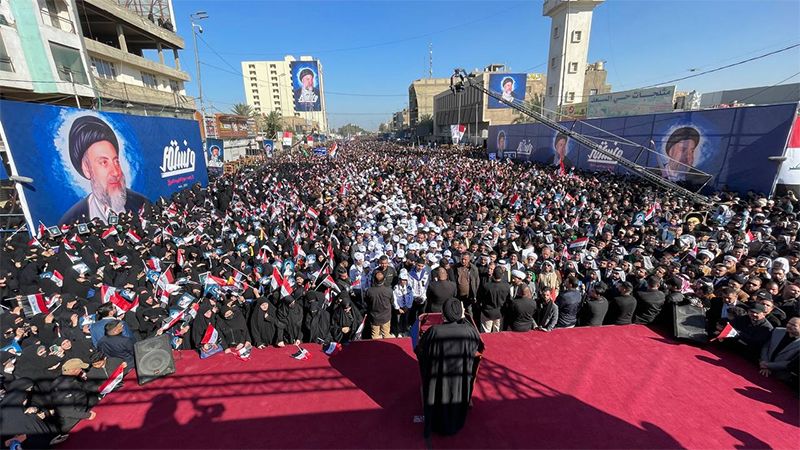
[487,73,527,109]
[206,138,224,177]
[775,116,800,187]
[488,103,798,194]
[587,86,676,118]
[290,60,322,112]
[0,100,209,229]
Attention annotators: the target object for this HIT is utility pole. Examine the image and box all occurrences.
[190,11,208,131]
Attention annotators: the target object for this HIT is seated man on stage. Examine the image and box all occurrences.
[415,298,484,438]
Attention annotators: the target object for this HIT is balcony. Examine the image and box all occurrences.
[84,39,189,81]
[93,76,196,110]
[40,9,76,33]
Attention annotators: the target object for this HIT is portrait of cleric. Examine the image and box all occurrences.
[657,125,708,187]
[59,116,149,226]
[294,67,321,111]
[496,130,506,158]
[551,132,573,170]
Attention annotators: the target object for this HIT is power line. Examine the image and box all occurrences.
[640,43,800,89]
[736,70,800,104]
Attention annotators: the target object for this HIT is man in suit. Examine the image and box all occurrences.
[477,267,511,332]
[634,276,667,324]
[556,276,582,328]
[706,286,748,335]
[59,116,149,226]
[426,267,457,313]
[581,281,609,326]
[606,281,637,325]
[507,286,537,332]
[759,317,799,382]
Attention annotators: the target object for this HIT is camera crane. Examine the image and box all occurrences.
[449,68,710,205]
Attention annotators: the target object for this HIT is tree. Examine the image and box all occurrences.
[512,94,544,124]
[260,111,283,138]
[416,114,433,136]
[231,103,254,117]
[337,123,367,136]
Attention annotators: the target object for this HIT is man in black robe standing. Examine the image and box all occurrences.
[415,298,483,438]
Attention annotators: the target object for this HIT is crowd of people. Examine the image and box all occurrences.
[1,140,799,447]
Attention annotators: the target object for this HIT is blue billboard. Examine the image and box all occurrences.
[488,73,527,109]
[488,103,798,194]
[0,100,208,229]
[290,60,321,112]
[262,139,274,156]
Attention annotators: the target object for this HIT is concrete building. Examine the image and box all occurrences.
[543,0,603,118]
[408,77,451,127]
[241,55,328,132]
[582,60,611,102]
[432,66,546,144]
[392,108,409,131]
[0,0,95,106]
[75,0,195,118]
[700,83,800,109]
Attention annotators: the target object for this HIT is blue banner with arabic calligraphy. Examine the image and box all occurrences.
[0,100,208,230]
[488,103,797,194]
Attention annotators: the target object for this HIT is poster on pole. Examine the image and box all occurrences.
[487,73,526,109]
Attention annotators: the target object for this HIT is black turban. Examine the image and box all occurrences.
[69,116,119,178]
[442,298,463,323]
[298,68,314,81]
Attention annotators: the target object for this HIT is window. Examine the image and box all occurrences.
[0,36,14,72]
[90,57,116,79]
[141,71,157,88]
[272,89,278,94]
[553,26,559,38]
[254,101,260,106]
[250,77,256,81]
[550,57,556,69]
[589,89,598,96]
[269,64,276,69]
[251,83,257,87]
[273,95,279,99]
[248,64,255,69]
[169,79,181,93]
[568,62,578,73]
[548,85,553,96]
[249,71,256,75]
[572,30,582,43]
[565,92,575,103]
[49,42,88,84]
[253,95,259,100]
[270,77,277,82]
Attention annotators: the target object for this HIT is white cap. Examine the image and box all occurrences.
[511,269,527,280]
[354,252,364,261]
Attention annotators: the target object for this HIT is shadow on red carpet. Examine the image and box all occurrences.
[61,325,799,449]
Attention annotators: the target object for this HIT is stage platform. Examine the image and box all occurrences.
[62,325,799,449]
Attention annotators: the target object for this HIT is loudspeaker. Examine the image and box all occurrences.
[134,334,176,385]
[673,303,708,343]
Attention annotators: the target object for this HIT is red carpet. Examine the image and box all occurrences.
[62,325,798,449]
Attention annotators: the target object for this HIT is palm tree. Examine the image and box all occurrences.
[231,103,254,117]
[261,111,283,138]
[512,94,544,124]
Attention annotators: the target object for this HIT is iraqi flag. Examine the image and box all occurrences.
[201,323,219,345]
[126,229,142,244]
[339,182,350,197]
[353,315,367,340]
[645,202,659,221]
[40,270,64,288]
[271,266,293,298]
[745,230,756,243]
[20,294,53,318]
[329,142,338,158]
[306,207,320,220]
[561,245,570,261]
[569,237,589,250]
[146,257,161,272]
[101,226,118,240]
[291,346,311,361]
[98,364,125,395]
[508,193,520,208]
[177,250,185,268]
[712,322,739,341]
[320,274,341,294]
[322,341,341,356]
[101,285,139,313]
[62,238,75,251]
[37,223,47,239]
[293,242,306,260]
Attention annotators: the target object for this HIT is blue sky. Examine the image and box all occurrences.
[171,0,800,131]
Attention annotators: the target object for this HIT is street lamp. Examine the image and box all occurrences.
[190,11,208,124]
